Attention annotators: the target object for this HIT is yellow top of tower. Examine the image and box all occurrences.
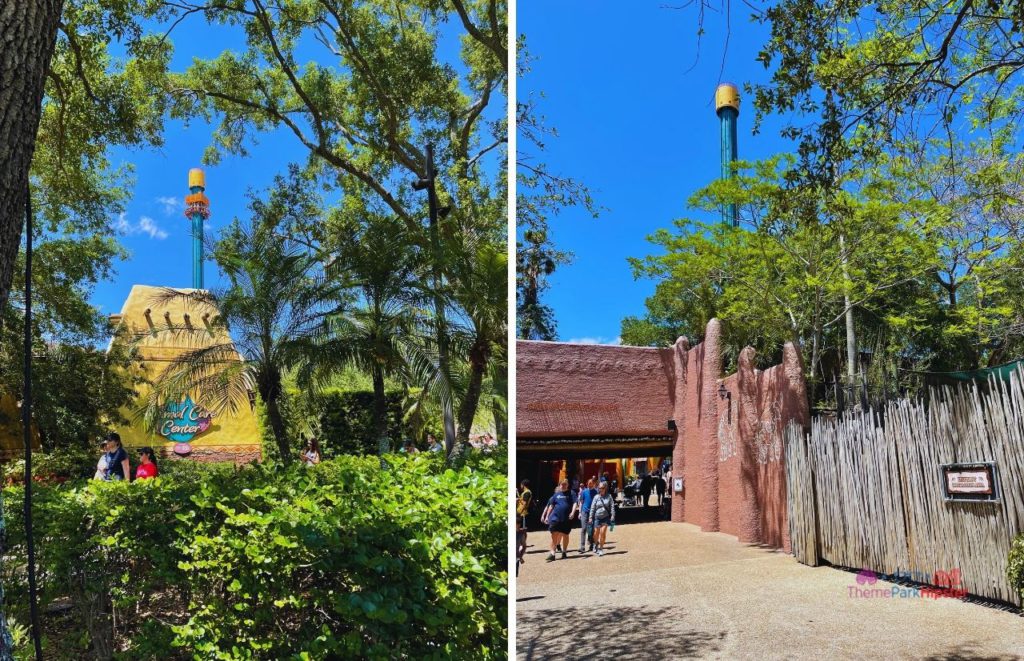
[715,83,740,114]
[188,168,206,189]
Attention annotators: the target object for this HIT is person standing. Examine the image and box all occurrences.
[427,434,443,453]
[135,447,159,479]
[572,477,597,553]
[655,470,667,506]
[589,481,616,556]
[104,433,131,481]
[518,479,533,529]
[94,438,111,480]
[516,479,532,570]
[639,472,654,509]
[302,438,321,466]
[540,479,574,562]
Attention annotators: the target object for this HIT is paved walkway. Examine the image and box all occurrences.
[516,522,1024,660]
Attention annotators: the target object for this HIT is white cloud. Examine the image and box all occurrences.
[155,196,181,216]
[139,216,169,239]
[115,212,169,240]
[566,336,622,346]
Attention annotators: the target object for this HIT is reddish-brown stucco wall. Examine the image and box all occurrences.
[516,319,809,552]
[668,324,809,552]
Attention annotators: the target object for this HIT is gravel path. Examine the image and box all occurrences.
[516,522,1024,660]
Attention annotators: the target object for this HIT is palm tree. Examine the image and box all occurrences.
[305,215,445,455]
[448,242,507,456]
[139,217,345,464]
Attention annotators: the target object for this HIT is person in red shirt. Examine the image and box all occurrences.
[135,447,159,480]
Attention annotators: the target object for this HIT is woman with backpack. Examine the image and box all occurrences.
[589,481,616,556]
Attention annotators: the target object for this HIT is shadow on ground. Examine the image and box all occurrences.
[923,643,1024,661]
[517,606,725,660]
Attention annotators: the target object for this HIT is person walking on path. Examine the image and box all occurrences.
[572,477,597,553]
[589,481,616,556]
[540,479,574,562]
[135,447,159,479]
[104,432,130,482]
[655,470,667,507]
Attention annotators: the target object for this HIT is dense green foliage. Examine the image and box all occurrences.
[279,388,416,457]
[0,333,140,453]
[1009,533,1024,602]
[621,1,1022,410]
[627,146,1024,399]
[627,2,1024,403]
[750,0,1024,171]
[2,455,507,659]
[138,0,510,453]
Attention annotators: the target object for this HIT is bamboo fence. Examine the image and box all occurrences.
[786,368,1024,605]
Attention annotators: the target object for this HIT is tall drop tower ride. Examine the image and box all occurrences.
[184,168,210,289]
[715,83,740,228]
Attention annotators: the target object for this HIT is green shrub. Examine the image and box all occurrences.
[281,389,417,456]
[2,454,507,659]
[2,446,98,484]
[1009,533,1024,602]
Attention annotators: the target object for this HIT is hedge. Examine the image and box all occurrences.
[277,389,417,458]
[1009,533,1024,603]
[1,454,507,659]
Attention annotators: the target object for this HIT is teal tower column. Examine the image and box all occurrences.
[184,168,210,289]
[715,83,740,228]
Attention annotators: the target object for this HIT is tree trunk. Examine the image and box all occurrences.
[839,234,858,396]
[453,338,487,460]
[491,362,507,443]
[492,399,507,444]
[0,1,63,315]
[258,369,290,464]
[371,365,389,455]
[809,323,822,407]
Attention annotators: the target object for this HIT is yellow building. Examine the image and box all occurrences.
[108,284,262,463]
[0,393,40,462]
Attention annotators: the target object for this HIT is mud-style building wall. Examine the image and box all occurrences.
[517,318,809,550]
[108,284,262,464]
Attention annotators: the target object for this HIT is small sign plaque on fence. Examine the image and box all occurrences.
[941,463,999,502]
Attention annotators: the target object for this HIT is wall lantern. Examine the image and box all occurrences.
[718,382,732,423]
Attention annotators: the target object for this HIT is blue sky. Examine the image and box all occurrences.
[518,2,791,345]
[92,12,490,319]
[94,19,285,317]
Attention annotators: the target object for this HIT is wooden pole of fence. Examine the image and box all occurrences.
[787,368,1024,605]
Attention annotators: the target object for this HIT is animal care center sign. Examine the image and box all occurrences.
[160,396,215,454]
[941,463,998,502]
